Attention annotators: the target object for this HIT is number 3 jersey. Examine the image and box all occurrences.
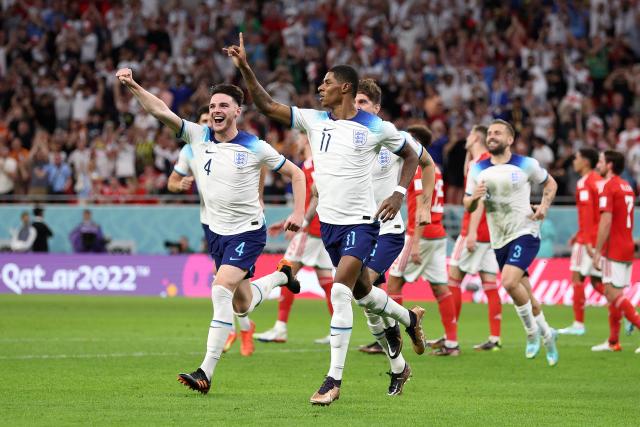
[599,175,635,262]
[177,120,285,235]
[465,154,548,249]
[291,107,406,225]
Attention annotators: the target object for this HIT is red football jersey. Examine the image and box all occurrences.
[302,159,321,237]
[407,165,446,239]
[575,170,603,245]
[599,175,635,262]
[460,152,490,242]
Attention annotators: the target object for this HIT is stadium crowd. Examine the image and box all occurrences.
[0,0,639,203]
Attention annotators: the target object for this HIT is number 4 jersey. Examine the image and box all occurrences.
[599,175,635,262]
[177,119,285,235]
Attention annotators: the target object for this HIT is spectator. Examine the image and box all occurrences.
[31,206,53,253]
[45,152,73,196]
[0,142,17,197]
[10,211,36,252]
[69,210,107,253]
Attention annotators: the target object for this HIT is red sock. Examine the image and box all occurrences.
[389,293,403,307]
[592,281,605,295]
[319,276,334,316]
[608,303,622,345]
[448,277,462,320]
[572,282,585,323]
[616,295,640,328]
[436,291,457,342]
[277,287,295,322]
[483,282,501,338]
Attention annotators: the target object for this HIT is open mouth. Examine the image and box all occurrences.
[213,116,225,124]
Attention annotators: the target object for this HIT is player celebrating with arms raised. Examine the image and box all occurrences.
[116,68,305,394]
[225,34,427,405]
[590,150,640,352]
[464,119,559,366]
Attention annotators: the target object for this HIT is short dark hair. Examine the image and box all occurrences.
[604,150,625,175]
[197,105,209,118]
[329,65,359,98]
[490,119,515,138]
[33,206,43,216]
[210,84,244,106]
[407,125,433,149]
[472,125,487,142]
[579,147,599,169]
[357,78,381,105]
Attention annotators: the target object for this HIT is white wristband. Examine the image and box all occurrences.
[302,218,309,228]
[394,186,407,196]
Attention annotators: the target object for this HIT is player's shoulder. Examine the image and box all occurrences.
[227,131,265,152]
[293,106,330,122]
[506,154,537,169]
[346,110,385,133]
[472,156,493,173]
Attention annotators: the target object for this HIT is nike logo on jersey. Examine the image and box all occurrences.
[322,127,335,132]
[205,150,216,154]
[344,247,355,251]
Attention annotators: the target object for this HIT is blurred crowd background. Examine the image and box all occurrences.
[0,0,639,205]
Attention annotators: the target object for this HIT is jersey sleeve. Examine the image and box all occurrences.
[290,107,327,132]
[176,119,208,145]
[173,145,193,176]
[256,140,286,171]
[380,121,406,154]
[400,130,424,159]
[599,183,614,213]
[524,156,549,185]
[465,163,480,196]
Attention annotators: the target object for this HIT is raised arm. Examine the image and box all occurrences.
[115,68,182,134]
[224,33,292,125]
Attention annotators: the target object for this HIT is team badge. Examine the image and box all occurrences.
[234,152,248,167]
[511,171,520,188]
[378,148,391,166]
[353,129,368,147]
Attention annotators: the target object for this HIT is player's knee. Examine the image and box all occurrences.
[501,278,518,292]
[331,283,353,305]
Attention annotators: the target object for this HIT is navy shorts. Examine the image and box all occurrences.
[494,234,540,273]
[368,232,405,286]
[201,223,212,259]
[320,222,380,268]
[204,225,266,278]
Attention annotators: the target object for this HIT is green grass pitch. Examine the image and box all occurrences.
[1,295,638,426]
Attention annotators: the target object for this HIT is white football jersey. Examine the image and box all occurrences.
[177,120,285,235]
[372,130,424,235]
[173,144,207,224]
[291,107,405,225]
[465,154,548,249]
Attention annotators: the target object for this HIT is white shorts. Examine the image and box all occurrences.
[389,236,448,285]
[569,243,602,277]
[284,232,333,270]
[448,235,499,275]
[602,258,632,288]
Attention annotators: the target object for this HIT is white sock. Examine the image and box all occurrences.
[535,312,553,341]
[247,271,287,313]
[382,315,397,329]
[489,335,500,343]
[515,301,539,337]
[236,314,252,332]
[364,309,405,374]
[355,285,411,326]
[200,286,234,380]
[274,320,287,331]
[327,283,353,381]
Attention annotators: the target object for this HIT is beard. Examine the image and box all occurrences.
[487,142,507,156]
